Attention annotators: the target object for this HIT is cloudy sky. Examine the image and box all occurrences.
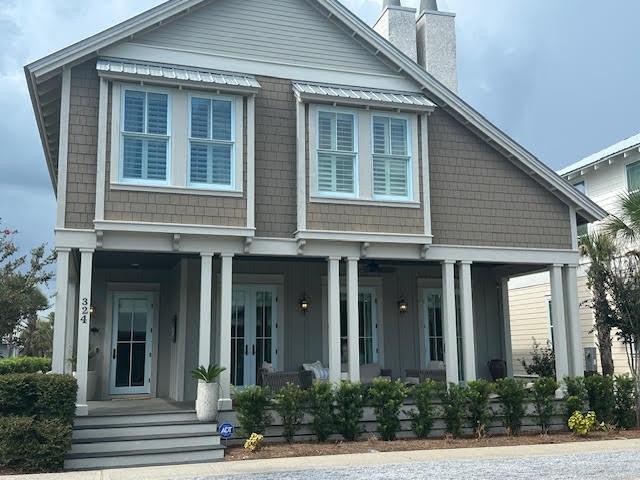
[1,0,639,259]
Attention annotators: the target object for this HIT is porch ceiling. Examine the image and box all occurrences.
[93,251,191,269]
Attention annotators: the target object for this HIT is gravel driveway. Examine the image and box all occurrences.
[190,450,640,480]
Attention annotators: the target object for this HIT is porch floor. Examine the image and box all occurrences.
[87,398,195,416]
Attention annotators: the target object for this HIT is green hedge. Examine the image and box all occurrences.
[0,373,77,423]
[0,356,51,375]
[0,416,72,472]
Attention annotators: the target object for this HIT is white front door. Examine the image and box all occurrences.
[230,285,278,387]
[110,293,153,395]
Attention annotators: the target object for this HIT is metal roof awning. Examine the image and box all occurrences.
[292,82,435,111]
[96,58,261,92]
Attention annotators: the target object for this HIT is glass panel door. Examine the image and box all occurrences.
[339,288,378,365]
[231,289,248,387]
[254,289,275,377]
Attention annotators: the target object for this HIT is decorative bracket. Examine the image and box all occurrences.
[360,242,370,258]
[244,237,253,254]
[172,233,181,252]
[297,239,306,256]
[420,244,430,259]
[95,230,104,249]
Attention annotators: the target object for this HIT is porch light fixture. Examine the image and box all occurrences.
[398,298,408,314]
[89,305,96,317]
[299,297,310,313]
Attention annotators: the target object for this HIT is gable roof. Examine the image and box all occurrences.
[557,132,640,177]
[24,0,607,223]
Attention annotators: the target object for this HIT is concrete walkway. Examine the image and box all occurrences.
[4,438,640,480]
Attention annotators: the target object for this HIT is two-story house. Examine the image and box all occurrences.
[26,0,604,444]
[509,133,640,376]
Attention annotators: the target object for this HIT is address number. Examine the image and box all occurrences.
[80,298,89,324]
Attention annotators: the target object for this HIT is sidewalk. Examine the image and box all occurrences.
[5,438,640,480]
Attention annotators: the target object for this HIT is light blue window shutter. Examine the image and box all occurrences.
[146,93,168,135]
[387,156,408,196]
[390,119,407,156]
[124,91,145,133]
[190,143,209,183]
[373,117,387,155]
[123,137,143,178]
[210,144,232,185]
[334,155,354,193]
[318,112,334,150]
[212,100,232,141]
[317,153,334,192]
[336,114,354,152]
[146,139,167,180]
[191,98,210,139]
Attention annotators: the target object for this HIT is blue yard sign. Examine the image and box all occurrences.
[219,422,234,439]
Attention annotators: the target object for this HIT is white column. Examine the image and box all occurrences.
[218,253,233,409]
[500,278,514,377]
[75,249,93,416]
[198,253,213,368]
[442,260,459,384]
[564,264,583,376]
[550,264,570,385]
[346,257,360,382]
[52,248,71,373]
[64,276,77,375]
[458,261,476,382]
[327,257,342,384]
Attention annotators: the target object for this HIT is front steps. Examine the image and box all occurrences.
[65,410,224,470]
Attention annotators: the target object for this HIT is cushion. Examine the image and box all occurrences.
[302,361,329,381]
[262,362,274,373]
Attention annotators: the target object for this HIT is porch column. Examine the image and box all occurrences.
[564,264,584,376]
[442,260,459,384]
[458,261,476,381]
[218,253,233,409]
[327,256,341,384]
[52,248,71,373]
[198,253,213,368]
[75,248,94,416]
[500,278,514,377]
[550,264,570,386]
[346,257,360,382]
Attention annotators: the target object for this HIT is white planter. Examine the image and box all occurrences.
[195,382,219,422]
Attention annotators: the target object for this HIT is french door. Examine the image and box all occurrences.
[230,285,278,387]
[110,292,153,395]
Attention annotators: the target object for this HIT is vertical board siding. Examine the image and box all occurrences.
[134,0,395,76]
[428,110,573,249]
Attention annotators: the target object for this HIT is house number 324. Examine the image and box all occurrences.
[80,298,89,324]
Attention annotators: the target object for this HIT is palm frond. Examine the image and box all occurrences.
[603,214,636,243]
[191,364,226,383]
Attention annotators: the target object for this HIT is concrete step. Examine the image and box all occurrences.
[64,445,225,471]
[72,421,218,441]
[70,433,221,455]
[74,410,198,428]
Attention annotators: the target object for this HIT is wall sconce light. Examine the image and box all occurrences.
[299,297,310,313]
[398,298,408,314]
[89,305,96,317]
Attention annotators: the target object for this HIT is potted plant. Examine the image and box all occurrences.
[191,364,226,422]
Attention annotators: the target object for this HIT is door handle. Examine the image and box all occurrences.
[245,344,248,356]
[112,348,116,360]
[252,344,255,356]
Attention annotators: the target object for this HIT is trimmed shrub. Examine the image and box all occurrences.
[0,356,51,375]
[0,374,77,422]
[274,383,307,443]
[335,382,365,441]
[466,380,494,438]
[438,382,467,438]
[563,376,587,421]
[614,375,636,429]
[405,380,438,438]
[532,377,558,434]
[0,416,72,473]
[233,385,273,437]
[520,339,555,378]
[369,379,408,441]
[584,374,615,424]
[307,382,335,442]
[495,378,527,436]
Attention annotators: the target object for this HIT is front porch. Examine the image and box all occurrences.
[52,249,584,413]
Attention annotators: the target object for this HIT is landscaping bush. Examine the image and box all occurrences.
[532,377,558,434]
[563,376,587,421]
[334,381,365,441]
[495,378,527,436]
[614,375,636,429]
[307,382,335,442]
[466,379,493,438]
[405,380,438,438]
[520,339,555,378]
[274,383,307,443]
[438,382,467,438]
[368,378,408,441]
[584,374,615,424]
[568,411,597,436]
[0,356,51,375]
[233,385,273,437]
[0,416,72,473]
[0,373,77,422]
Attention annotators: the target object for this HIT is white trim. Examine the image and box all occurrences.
[75,249,94,415]
[95,77,108,221]
[296,101,307,232]
[500,278,513,377]
[109,183,243,197]
[327,257,341,384]
[199,253,213,368]
[247,95,256,230]
[56,68,71,228]
[441,260,459,384]
[295,229,432,244]
[625,158,640,193]
[569,206,578,251]
[308,196,420,208]
[218,253,234,409]
[346,258,359,382]
[458,261,476,381]
[420,114,432,237]
[93,220,255,237]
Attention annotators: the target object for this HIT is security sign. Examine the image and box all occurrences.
[219,422,234,439]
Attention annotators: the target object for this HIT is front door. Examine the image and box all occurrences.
[110,293,153,395]
[230,286,278,387]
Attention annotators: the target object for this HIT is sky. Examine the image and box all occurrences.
[1,0,639,261]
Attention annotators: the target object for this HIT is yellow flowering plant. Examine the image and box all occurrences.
[567,411,597,436]
[243,432,264,452]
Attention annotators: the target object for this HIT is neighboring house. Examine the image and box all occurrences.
[509,133,640,376]
[24,0,605,467]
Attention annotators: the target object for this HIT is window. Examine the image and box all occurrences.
[627,161,640,192]
[317,111,357,195]
[189,96,234,188]
[372,116,410,198]
[573,181,586,194]
[121,89,170,183]
[339,290,378,364]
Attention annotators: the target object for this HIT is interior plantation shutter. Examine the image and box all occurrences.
[372,116,409,197]
[317,111,355,194]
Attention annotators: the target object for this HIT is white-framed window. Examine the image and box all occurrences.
[339,288,378,364]
[316,109,358,196]
[188,94,235,189]
[372,115,411,199]
[120,87,170,184]
[626,161,640,192]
